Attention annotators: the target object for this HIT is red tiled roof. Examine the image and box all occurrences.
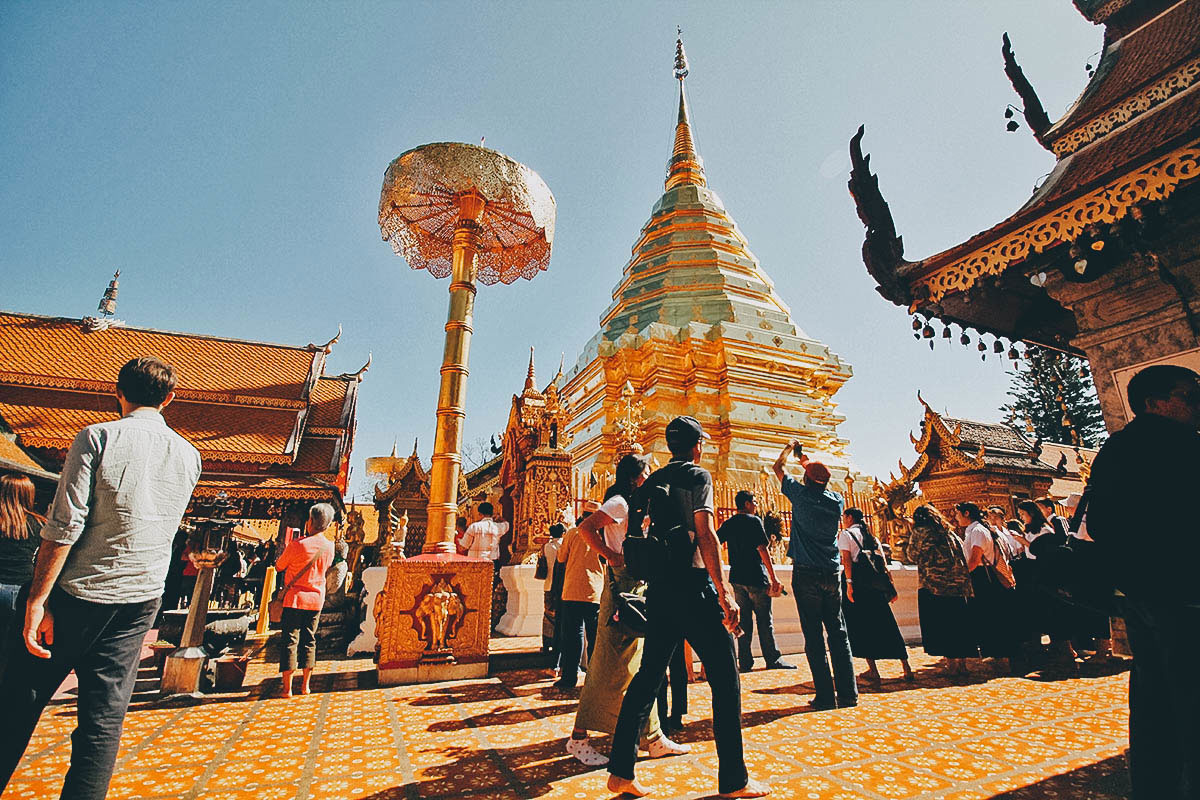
[0,313,322,405]
[292,435,339,474]
[308,376,354,430]
[0,385,300,463]
[193,474,337,500]
[0,435,57,482]
[1048,1,1200,141]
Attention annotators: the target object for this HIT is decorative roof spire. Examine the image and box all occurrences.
[97,270,120,316]
[666,29,707,190]
[524,346,536,391]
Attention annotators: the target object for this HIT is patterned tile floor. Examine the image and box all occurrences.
[4,648,1132,799]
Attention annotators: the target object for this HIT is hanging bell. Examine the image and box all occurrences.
[993,340,1004,354]
[922,324,935,339]
[912,317,923,331]
[960,332,970,346]
[977,341,987,352]
[942,326,951,339]
[1008,346,1019,360]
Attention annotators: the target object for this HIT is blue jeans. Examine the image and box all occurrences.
[1123,598,1200,800]
[732,583,781,668]
[0,587,160,800]
[792,568,857,706]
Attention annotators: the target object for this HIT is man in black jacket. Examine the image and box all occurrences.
[1087,364,1200,800]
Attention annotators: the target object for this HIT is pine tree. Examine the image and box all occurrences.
[1000,347,1108,447]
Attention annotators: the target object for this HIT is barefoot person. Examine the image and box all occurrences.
[275,503,336,697]
[0,357,201,800]
[607,417,768,798]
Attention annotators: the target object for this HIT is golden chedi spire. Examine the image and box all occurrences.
[666,30,706,191]
[523,346,536,392]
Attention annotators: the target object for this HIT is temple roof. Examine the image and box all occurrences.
[0,434,58,483]
[0,312,328,405]
[0,310,364,501]
[898,396,1059,484]
[850,0,1200,337]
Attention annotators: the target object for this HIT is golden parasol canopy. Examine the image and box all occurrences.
[378,142,556,285]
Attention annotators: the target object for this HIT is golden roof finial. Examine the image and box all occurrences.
[666,28,706,191]
[524,346,536,391]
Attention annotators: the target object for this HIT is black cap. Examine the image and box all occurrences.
[665,415,709,451]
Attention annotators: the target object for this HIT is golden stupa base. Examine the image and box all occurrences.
[375,553,493,686]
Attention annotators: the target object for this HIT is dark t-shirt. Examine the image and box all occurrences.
[717,514,768,587]
[0,516,42,586]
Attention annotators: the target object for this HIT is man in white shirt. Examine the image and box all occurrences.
[460,502,508,562]
[0,357,201,800]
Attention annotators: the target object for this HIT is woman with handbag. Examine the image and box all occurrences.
[838,508,912,687]
[956,502,1020,675]
[908,505,978,678]
[274,503,336,697]
[564,453,686,767]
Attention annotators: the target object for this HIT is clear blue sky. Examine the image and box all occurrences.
[0,2,1102,497]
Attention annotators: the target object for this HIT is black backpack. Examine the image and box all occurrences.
[623,462,698,582]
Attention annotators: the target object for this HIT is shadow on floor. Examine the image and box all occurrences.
[991,753,1130,798]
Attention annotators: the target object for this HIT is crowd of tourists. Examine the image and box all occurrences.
[0,355,1196,799]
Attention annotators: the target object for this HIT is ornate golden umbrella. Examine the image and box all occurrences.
[379,142,555,552]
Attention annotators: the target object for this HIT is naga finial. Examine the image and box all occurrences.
[848,126,912,306]
[1002,33,1051,147]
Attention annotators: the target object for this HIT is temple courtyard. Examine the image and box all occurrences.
[4,644,1131,800]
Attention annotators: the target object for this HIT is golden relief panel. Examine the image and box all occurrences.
[375,559,492,670]
[1051,60,1200,157]
[918,142,1200,303]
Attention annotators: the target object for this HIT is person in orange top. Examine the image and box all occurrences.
[275,503,336,697]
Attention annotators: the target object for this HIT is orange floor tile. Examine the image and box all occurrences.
[4,648,1132,799]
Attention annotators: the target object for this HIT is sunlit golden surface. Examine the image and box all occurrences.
[4,647,1130,799]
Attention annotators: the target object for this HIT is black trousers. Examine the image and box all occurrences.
[279,607,320,672]
[609,570,747,794]
[1123,598,1200,800]
[556,600,598,686]
[0,587,160,800]
[656,644,689,725]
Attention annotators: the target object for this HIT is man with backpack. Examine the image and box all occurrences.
[772,440,857,711]
[606,416,768,799]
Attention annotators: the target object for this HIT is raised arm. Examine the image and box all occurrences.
[771,443,792,483]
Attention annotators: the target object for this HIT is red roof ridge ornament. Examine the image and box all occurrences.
[308,323,342,354]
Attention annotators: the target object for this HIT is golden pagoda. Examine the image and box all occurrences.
[563,35,855,485]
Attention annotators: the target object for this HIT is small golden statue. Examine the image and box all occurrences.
[381,510,409,566]
[417,578,464,654]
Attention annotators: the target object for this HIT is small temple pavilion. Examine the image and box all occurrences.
[0,310,366,536]
[887,395,1093,518]
[564,37,855,484]
[849,0,1200,431]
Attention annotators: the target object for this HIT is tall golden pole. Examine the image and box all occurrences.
[425,194,484,551]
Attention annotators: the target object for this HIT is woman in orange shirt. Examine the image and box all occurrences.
[275,503,336,697]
